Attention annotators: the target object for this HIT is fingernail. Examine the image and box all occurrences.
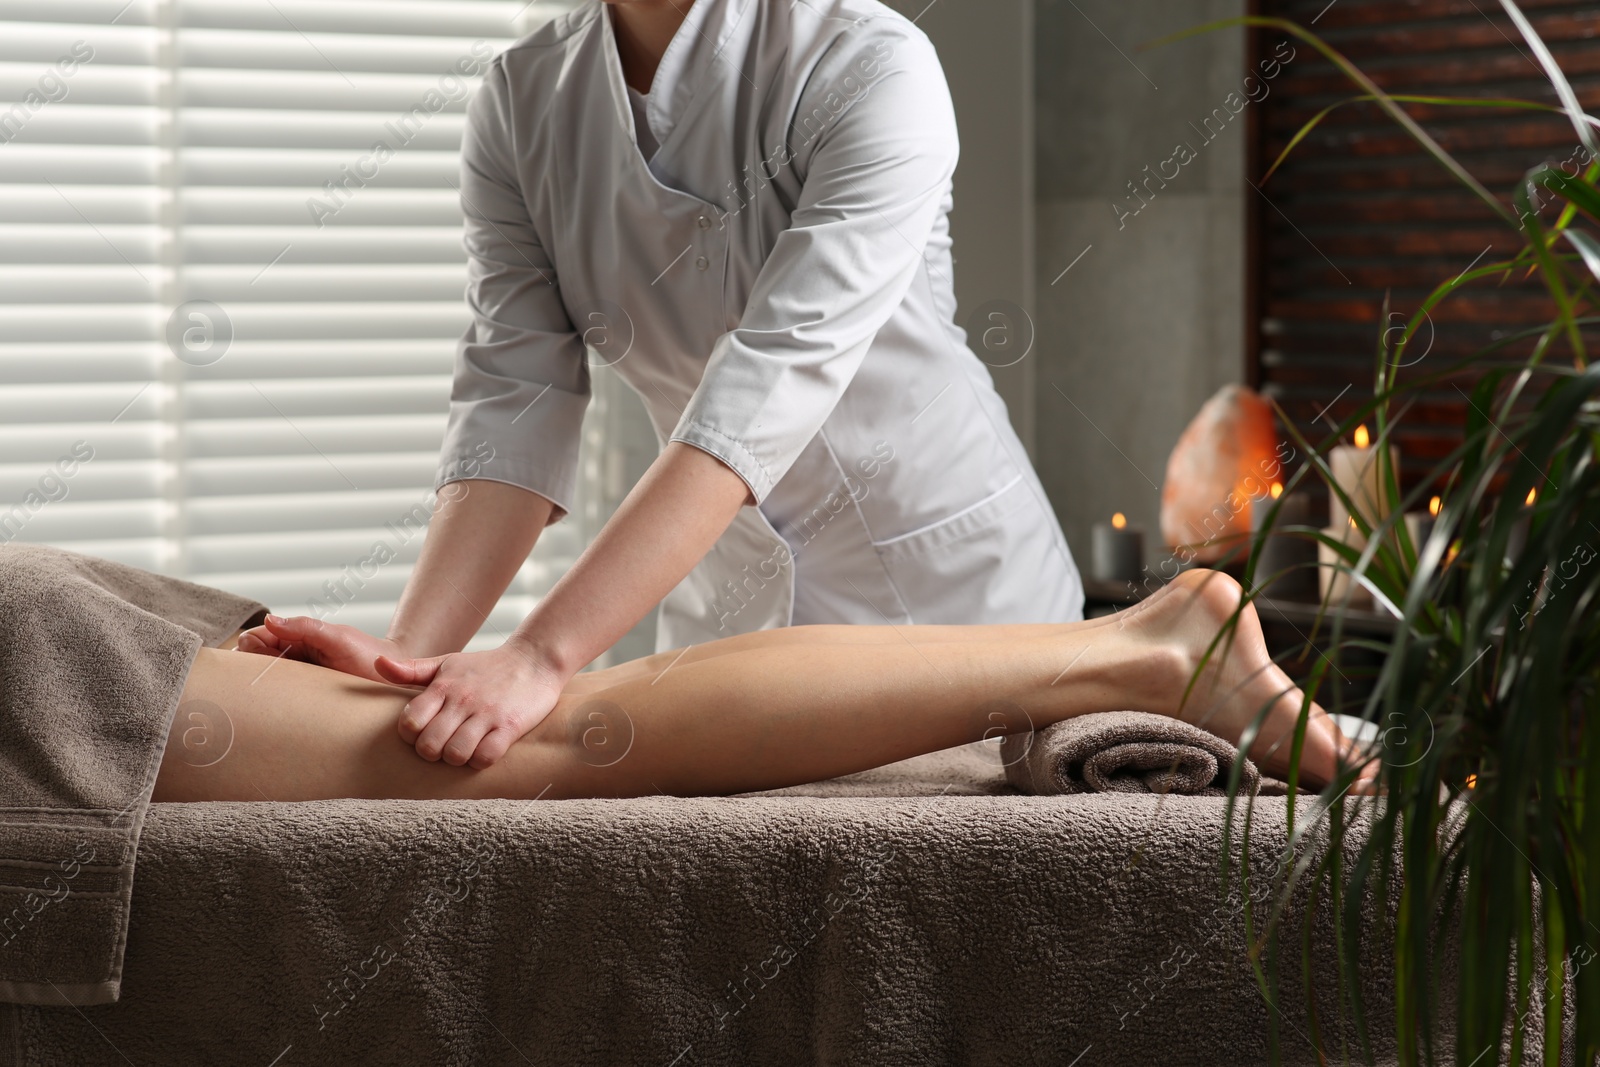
[265,614,282,624]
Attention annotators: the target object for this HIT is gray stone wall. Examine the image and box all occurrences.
[1034,0,1248,566]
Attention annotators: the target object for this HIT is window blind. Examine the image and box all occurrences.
[0,0,629,656]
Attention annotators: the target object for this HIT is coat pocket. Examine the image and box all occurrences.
[869,472,1073,624]
[869,472,1027,559]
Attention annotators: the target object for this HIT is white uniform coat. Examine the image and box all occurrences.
[437,0,1084,650]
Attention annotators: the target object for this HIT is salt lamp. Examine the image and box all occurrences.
[1160,384,1280,562]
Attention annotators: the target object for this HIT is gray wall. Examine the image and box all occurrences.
[903,0,1037,458]
[1034,0,1247,565]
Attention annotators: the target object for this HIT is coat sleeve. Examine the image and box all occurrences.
[435,56,590,525]
[667,26,959,505]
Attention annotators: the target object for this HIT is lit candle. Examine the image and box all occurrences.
[1091,512,1144,582]
[1252,481,1319,601]
[1250,480,1313,533]
[1403,494,1442,558]
[1327,424,1399,531]
[1507,486,1536,562]
[1318,515,1373,607]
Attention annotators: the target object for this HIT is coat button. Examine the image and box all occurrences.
[697,214,711,229]
[695,255,709,271]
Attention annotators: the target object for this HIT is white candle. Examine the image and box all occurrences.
[1327,424,1398,531]
[1318,518,1372,607]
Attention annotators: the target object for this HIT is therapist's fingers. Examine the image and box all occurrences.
[262,614,367,666]
[466,726,519,771]
[440,714,495,768]
[413,696,471,762]
[260,613,322,653]
[397,684,447,746]
[375,654,444,687]
[235,626,286,655]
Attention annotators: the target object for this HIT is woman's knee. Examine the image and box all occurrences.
[516,686,645,799]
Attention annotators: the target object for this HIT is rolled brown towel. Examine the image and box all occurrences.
[1000,710,1287,796]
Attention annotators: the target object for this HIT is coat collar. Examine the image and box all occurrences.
[592,0,752,157]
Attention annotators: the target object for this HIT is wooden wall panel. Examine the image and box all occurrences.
[1249,0,1598,487]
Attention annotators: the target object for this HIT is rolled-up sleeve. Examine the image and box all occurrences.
[437,56,589,525]
[668,27,958,505]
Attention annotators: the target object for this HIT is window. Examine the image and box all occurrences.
[0,0,654,659]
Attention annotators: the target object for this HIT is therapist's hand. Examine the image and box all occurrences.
[363,442,748,770]
[374,640,567,769]
[236,614,403,684]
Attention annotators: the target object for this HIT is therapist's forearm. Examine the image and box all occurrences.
[388,479,556,658]
[508,441,755,676]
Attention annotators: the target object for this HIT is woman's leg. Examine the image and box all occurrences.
[151,570,1366,803]
[572,595,1140,689]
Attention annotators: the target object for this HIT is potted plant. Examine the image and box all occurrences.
[1166,4,1600,1063]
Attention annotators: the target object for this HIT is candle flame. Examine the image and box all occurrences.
[1269,482,1284,499]
[1348,516,1358,528]
[1429,495,1441,517]
[1525,487,1538,506]
[1465,774,1477,790]
[1353,424,1370,449]
[1111,512,1127,530]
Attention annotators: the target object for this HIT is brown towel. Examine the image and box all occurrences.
[0,543,267,1006]
[1000,710,1286,796]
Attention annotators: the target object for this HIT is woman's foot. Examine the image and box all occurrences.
[1121,569,1378,791]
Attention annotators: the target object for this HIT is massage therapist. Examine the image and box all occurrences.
[238,0,1084,768]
